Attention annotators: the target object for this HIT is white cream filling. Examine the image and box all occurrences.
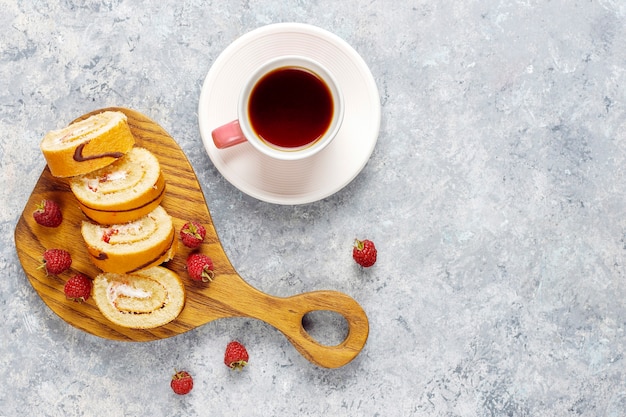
[109,221,142,235]
[84,170,128,192]
[54,121,97,145]
[107,281,152,305]
[103,170,128,182]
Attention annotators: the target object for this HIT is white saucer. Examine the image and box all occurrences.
[198,23,381,205]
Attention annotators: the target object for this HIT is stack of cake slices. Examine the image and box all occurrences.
[40,110,185,329]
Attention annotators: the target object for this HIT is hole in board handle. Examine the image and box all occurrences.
[301,310,349,346]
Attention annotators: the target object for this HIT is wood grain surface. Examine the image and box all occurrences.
[13,107,369,368]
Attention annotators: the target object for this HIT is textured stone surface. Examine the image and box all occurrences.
[2,1,626,416]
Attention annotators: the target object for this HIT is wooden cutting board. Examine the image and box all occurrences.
[13,107,369,368]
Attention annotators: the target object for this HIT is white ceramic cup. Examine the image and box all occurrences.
[211,55,344,161]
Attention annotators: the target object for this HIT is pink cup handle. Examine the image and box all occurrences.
[211,120,248,149]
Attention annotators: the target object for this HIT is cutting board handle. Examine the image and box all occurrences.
[280,290,369,368]
[226,280,369,368]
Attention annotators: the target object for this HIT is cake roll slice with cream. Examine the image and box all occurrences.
[40,111,135,178]
[81,205,177,274]
[93,266,185,329]
[69,147,165,224]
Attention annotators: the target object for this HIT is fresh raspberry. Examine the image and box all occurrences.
[352,239,377,267]
[64,273,92,302]
[224,341,249,370]
[180,221,206,249]
[39,249,72,275]
[170,370,193,395]
[32,199,62,227]
[186,253,214,282]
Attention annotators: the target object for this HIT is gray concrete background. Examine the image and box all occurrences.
[1,1,625,416]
